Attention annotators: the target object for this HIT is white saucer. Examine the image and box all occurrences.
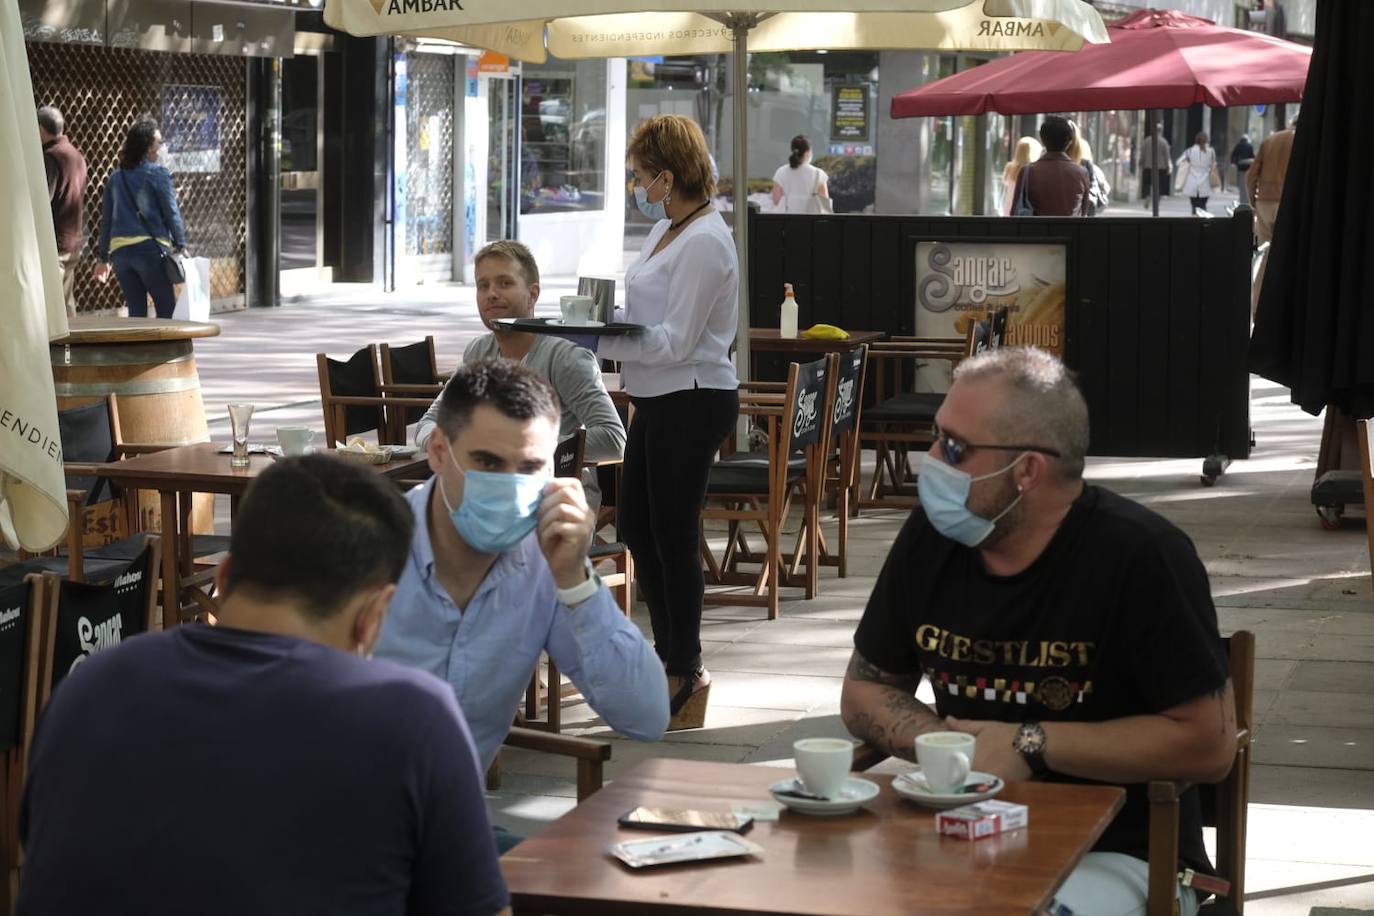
[548,318,605,328]
[891,769,1005,809]
[768,777,880,816]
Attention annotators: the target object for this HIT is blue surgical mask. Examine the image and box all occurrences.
[438,449,547,554]
[917,453,1026,547]
[634,171,667,221]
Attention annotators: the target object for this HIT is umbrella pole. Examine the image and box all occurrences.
[732,19,752,389]
[1150,108,1161,218]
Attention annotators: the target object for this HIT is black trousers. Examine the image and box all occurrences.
[1140,168,1171,198]
[619,386,739,676]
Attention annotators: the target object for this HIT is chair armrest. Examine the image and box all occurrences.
[63,462,109,477]
[504,726,612,802]
[117,443,184,456]
[378,383,444,395]
[851,742,890,772]
[739,381,788,393]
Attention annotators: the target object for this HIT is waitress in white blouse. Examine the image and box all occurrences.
[598,115,739,731]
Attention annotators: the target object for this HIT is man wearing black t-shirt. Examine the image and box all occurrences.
[841,348,1235,916]
[20,456,512,916]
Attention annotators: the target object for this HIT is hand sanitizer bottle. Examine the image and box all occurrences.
[780,283,799,338]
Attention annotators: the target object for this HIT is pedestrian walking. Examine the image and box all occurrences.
[1000,136,1042,216]
[1229,134,1255,193]
[1140,122,1171,205]
[1010,116,1091,217]
[92,117,187,319]
[771,135,831,213]
[1176,131,1219,215]
[38,106,88,316]
[1067,120,1111,216]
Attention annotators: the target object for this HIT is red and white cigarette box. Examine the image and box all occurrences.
[935,800,1029,840]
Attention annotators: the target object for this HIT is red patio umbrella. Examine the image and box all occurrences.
[890,7,1310,118]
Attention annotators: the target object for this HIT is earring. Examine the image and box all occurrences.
[664,187,673,208]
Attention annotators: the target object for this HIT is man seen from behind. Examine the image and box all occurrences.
[20,455,510,916]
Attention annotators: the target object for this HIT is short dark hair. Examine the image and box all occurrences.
[223,454,414,619]
[119,117,159,171]
[37,106,65,136]
[1039,116,1072,153]
[434,359,561,441]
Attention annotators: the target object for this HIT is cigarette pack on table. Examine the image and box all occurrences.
[935,800,1028,840]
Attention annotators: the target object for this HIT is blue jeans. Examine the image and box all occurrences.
[111,239,176,319]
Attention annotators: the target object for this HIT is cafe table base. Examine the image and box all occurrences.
[500,758,1124,916]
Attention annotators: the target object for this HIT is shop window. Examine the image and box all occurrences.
[521,58,606,214]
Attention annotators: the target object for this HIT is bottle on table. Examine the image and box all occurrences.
[780,283,799,338]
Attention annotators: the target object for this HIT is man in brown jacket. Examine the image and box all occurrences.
[1246,119,1296,317]
[38,105,88,316]
[1011,116,1091,218]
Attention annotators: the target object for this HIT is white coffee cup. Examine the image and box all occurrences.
[276,426,316,457]
[915,731,975,795]
[793,737,854,799]
[559,295,595,325]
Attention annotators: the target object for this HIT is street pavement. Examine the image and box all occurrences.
[190,277,1374,915]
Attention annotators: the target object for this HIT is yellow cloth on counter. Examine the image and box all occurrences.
[799,324,850,340]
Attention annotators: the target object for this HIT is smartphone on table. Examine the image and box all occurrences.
[617,806,754,834]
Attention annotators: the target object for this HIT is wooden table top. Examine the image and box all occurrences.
[501,758,1124,916]
[54,317,221,344]
[93,443,428,496]
[749,329,886,353]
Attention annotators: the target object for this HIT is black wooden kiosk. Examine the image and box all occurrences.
[748,209,1255,481]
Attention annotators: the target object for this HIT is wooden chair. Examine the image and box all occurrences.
[817,346,869,577]
[317,345,433,448]
[701,357,830,619]
[0,573,54,916]
[858,309,1005,510]
[495,726,611,803]
[848,630,1254,916]
[37,541,162,707]
[379,336,446,444]
[1146,630,1254,916]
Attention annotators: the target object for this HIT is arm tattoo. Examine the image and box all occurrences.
[846,650,940,761]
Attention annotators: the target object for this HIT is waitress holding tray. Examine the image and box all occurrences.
[598,114,739,731]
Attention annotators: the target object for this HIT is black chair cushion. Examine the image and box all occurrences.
[706,462,805,496]
[85,533,229,561]
[717,449,806,471]
[1,555,131,585]
[864,392,944,423]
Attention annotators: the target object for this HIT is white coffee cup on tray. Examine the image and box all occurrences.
[793,737,854,799]
[915,731,974,794]
[559,295,595,325]
[276,426,316,457]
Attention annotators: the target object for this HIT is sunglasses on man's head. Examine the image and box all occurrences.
[930,423,1062,467]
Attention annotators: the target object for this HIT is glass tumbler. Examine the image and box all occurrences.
[228,403,255,468]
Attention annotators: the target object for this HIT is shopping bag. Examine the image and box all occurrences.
[172,255,211,321]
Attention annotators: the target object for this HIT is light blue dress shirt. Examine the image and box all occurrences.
[377,479,669,770]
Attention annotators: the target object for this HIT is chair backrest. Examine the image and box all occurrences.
[788,356,829,451]
[830,346,867,438]
[56,396,129,548]
[317,345,385,444]
[380,337,440,427]
[0,575,49,759]
[553,429,588,479]
[42,539,159,705]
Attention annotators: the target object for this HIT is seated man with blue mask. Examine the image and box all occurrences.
[841,348,1236,916]
[377,360,668,844]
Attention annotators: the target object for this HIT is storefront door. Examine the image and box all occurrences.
[485,74,520,243]
[280,53,322,285]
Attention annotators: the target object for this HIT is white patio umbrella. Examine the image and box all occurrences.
[324,0,1109,377]
[0,0,70,552]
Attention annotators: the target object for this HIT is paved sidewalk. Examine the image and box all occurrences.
[195,287,1373,915]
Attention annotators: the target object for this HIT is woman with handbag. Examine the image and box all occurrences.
[92,118,187,318]
[1176,131,1219,216]
[771,135,832,214]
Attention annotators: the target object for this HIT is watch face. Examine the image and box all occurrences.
[1015,723,1046,754]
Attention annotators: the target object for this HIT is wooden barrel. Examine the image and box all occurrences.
[51,318,220,536]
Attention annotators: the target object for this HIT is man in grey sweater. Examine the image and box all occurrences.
[415,240,624,507]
